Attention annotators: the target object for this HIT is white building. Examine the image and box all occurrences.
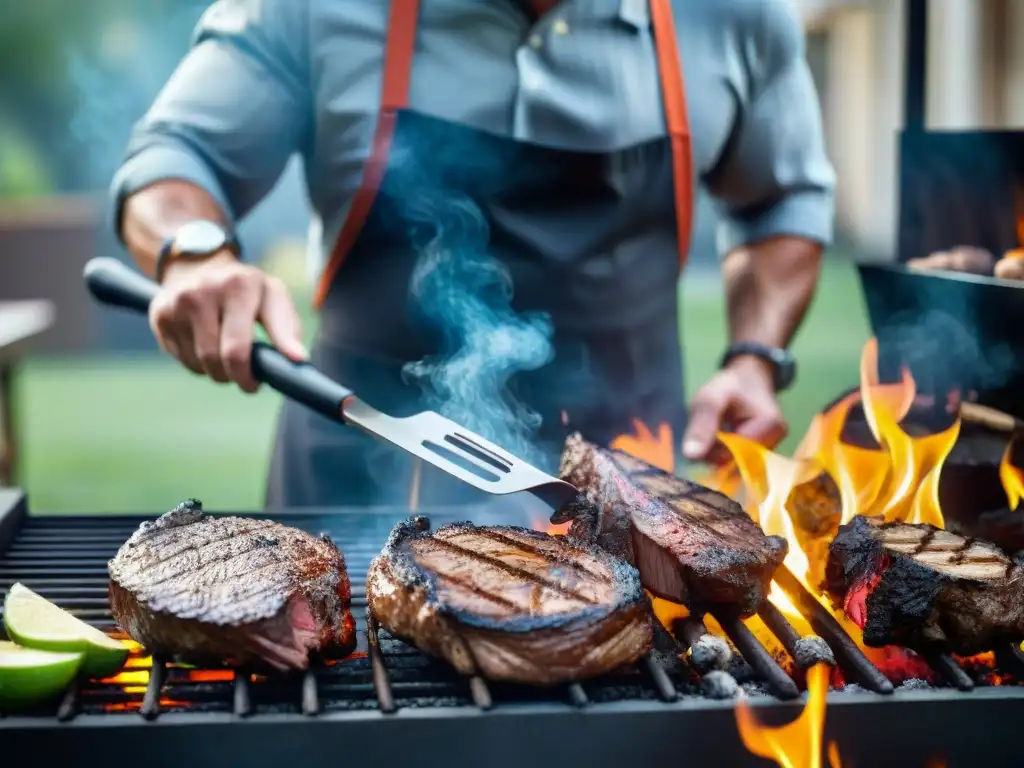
[795,0,1024,257]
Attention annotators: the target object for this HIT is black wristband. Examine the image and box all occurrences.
[720,341,796,392]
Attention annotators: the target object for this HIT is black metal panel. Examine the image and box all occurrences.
[904,0,927,132]
[3,689,1024,768]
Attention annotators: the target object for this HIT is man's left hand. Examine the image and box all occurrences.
[681,356,787,464]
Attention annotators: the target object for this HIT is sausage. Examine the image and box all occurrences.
[995,256,1024,281]
[907,246,995,275]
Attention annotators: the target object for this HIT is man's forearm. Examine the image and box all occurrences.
[120,180,230,278]
[722,234,822,354]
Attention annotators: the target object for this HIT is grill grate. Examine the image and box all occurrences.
[0,511,694,722]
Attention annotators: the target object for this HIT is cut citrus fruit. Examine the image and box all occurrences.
[3,583,128,678]
[0,640,82,712]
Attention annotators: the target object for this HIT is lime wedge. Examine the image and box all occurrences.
[0,641,82,712]
[3,583,128,678]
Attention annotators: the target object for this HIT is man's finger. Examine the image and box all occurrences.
[682,393,727,461]
[191,298,229,383]
[259,277,307,361]
[220,278,262,392]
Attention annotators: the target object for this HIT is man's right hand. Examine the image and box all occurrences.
[149,251,307,392]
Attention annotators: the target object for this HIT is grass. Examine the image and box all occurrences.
[13,255,872,514]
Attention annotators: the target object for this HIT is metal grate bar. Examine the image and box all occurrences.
[927,653,974,692]
[366,615,396,714]
[233,670,252,717]
[301,669,320,715]
[140,655,167,720]
[711,610,800,700]
[468,676,493,710]
[567,683,588,708]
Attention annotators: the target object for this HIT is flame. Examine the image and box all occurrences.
[1000,437,1024,511]
[735,663,834,768]
[610,419,675,473]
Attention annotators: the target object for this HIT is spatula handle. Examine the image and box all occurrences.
[83,257,353,420]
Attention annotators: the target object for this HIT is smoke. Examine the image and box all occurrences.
[388,144,555,467]
[65,5,207,189]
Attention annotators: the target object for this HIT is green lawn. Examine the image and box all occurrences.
[13,255,872,514]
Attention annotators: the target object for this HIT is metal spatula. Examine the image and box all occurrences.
[83,257,578,511]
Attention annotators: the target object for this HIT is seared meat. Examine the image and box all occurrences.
[366,516,652,685]
[558,433,787,615]
[108,499,356,670]
[825,515,1024,655]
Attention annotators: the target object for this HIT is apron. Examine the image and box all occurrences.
[265,0,695,514]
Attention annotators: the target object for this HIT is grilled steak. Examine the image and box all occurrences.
[557,433,787,615]
[825,515,1024,655]
[366,516,652,684]
[108,499,356,670]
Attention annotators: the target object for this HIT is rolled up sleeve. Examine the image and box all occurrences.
[109,0,310,240]
[706,1,836,257]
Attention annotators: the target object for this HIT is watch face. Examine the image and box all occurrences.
[176,220,229,256]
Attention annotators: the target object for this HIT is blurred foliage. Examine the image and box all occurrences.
[0,0,205,195]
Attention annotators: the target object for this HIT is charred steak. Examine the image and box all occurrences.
[825,515,1024,656]
[558,433,787,615]
[108,499,356,670]
[366,516,652,684]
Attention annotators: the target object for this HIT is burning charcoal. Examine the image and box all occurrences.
[366,517,653,685]
[701,670,739,699]
[689,634,733,674]
[898,678,932,691]
[825,515,1024,656]
[108,500,357,671]
[559,433,787,616]
[793,636,835,670]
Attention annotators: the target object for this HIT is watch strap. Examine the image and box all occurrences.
[720,341,795,392]
[155,227,239,284]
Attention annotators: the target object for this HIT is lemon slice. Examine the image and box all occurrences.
[3,583,128,678]
[0,641,82,712]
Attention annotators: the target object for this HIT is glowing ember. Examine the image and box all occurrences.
[999,437,1024,511]
[735,663,835,768]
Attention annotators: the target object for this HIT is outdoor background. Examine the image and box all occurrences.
[1,0,999,513]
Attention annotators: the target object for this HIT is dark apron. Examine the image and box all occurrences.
[266,0,695,513]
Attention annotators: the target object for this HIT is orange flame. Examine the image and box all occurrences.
[610,419,675,473]
[735,663,835,768]
[1000,437,1024,511]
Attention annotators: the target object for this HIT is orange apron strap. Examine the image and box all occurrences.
[650,0,695,271]
[313,0,421,308]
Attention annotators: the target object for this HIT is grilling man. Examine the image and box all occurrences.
[111,0,835,508]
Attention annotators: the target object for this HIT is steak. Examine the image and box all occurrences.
[366,516,652,684]
[108,499,356,670]
[825,514,1024,655]
[557,433,787,615]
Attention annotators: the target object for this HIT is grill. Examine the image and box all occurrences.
[1,491,1023,767]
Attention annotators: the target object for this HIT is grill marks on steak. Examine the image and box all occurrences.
[825,515,1024,656]
[366,517,652,684]
[558,433,787,615]
[108,499,356,670]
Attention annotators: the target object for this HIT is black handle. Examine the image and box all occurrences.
[82,257,353,420]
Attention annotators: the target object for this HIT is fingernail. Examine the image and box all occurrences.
[682,440,702,458]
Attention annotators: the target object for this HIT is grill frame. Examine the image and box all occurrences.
[3,492,1024,767]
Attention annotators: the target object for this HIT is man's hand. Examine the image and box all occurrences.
[149,252,307,392]
[681,356,787,464]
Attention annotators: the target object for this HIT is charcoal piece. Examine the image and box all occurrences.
[701,670,739,699]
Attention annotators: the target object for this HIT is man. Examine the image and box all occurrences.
[111,0,834,509]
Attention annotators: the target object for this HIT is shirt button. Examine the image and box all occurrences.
[529,34,543,49]
[552,18,570,35]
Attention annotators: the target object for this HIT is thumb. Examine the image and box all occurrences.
[259,277,308,360]
[682,391,727,461]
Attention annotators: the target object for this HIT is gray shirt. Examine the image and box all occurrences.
[110,0,835,278]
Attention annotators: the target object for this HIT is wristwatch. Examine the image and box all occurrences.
[720,341,797,392]
[156,220,240,283]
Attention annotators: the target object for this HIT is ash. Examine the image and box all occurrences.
[690,635,733,673]
[898,678,932,691]
[794,636,835,669]
[702,670,739,699]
